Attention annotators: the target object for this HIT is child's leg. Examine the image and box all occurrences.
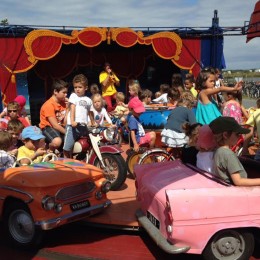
[139,131,156,148]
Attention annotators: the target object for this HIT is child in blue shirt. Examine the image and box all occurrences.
[127,97,156,152]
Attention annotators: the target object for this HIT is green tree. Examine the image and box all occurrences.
[0,19,9,26]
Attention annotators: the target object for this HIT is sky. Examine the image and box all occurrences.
[0,0,259,70]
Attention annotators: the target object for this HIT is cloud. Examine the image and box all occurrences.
[0,0,259,69]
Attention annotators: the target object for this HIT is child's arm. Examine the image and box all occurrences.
[0,110,7,118]
[240,105,249,119]
[130,130,139,152]
[200,82,243,104]
[231,172,260,186]
[88,111,96,126]
[70,103,77,127]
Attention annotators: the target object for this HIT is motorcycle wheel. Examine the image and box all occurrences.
[94,153,127,191]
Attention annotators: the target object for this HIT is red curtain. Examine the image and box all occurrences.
[0,27,202,104]
[247,0,260,42]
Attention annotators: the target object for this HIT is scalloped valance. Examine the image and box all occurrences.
[0,27,203,104]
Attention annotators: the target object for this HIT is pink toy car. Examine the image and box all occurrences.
[135,159,260,260]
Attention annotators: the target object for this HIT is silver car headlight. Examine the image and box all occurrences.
[42,196,55,211]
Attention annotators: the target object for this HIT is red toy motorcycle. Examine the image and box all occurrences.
[72,126,127,190]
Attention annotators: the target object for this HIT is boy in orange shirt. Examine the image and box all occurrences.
[39,79,68,152]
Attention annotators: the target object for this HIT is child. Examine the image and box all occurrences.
[171,73,184,94]
[7,119,25,157]
[5,101,30,127]
[128,81,141,101]
[184,73,197,98]
[161,97,196,147]
[140,89,153,107]
[214,68,225,105]
[112,92,129,123]
[90,83,100,96]
[243,98,260,158]
[17,126,47,165]
[63,74,94,158]
[90,93,113,126]
[39,79,68,152]
[154,91,161,99]
[0,131,16,169]
[166,88,180,109]
[222,88,248,124]
[127,98,156,152]
[196,124,217,173]
[0,95,30,125]
[209,116,260,186]
[195,69,243,125]
[181,122,201,166]
[152,83,170,103]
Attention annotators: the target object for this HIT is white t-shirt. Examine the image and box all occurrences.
[196,151,215,174]
[67,93,92,125]
[152,93,168,103]
[90,106,112,126]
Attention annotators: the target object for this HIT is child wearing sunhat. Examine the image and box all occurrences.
[17,126,47,165]
[209,116,260,186]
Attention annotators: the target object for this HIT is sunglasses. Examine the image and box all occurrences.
[8,110,17,113]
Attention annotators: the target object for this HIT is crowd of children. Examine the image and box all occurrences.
[1,65,260,189]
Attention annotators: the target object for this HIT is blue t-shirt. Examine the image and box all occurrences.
[127,115,145,143]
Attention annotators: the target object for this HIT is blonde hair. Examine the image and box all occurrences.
[181,91,196,108]
[116,92,125,102]
[129,82,141,96]
[91,93,105,107]
[7,101,20,111]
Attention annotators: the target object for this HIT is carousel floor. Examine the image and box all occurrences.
[85,142,140,228]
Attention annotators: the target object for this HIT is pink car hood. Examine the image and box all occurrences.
[135,160,260,221]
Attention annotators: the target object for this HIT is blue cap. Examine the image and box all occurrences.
[21,126,45,140]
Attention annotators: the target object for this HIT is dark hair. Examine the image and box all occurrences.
[140,89,152,100]
[185,73,195,83]
[167,88,180,101]
[160,84,170,93]
[104,62,111,69]
[195,70,215,91]
[52,79,68,92]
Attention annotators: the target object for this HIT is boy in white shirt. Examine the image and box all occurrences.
[63,74,94,158]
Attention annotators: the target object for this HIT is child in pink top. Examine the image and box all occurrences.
[222,89,248,124]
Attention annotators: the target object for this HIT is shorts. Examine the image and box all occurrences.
[139,133,152,145]
[63,124,88,152]
[42,126,63,143]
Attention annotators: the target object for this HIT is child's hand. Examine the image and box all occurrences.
[133,143,140,152]
[36,147,46,156]
[234,81,243,91]
[71,121,78,127]
[9,149,18,157]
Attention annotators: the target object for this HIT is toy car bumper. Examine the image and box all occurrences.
[136,208,190,254]
[35,200,111,230]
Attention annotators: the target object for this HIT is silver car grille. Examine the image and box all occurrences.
[55,182,96,202]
